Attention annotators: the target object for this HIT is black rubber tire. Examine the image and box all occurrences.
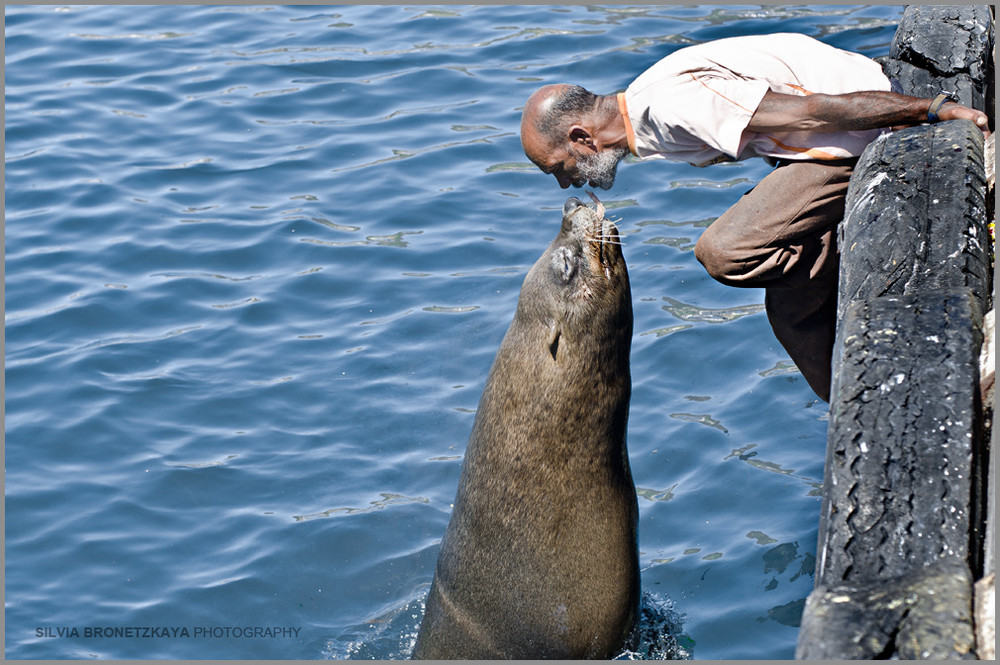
[879,57,985,112]
[817,290,985,587]
[837,120,992,319]
[797,558,977,660]
[890,5,993,81]
[889,4,993,110]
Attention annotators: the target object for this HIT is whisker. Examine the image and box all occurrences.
[586,235,625,246]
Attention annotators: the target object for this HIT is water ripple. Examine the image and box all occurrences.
[5,4,903,660]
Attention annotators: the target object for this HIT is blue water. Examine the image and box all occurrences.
[5,4,905,660]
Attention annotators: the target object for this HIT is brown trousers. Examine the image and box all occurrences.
[694,159,856,402]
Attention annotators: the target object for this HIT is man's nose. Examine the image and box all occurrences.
[555,173,572,189]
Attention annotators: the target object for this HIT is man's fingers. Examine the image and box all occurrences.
[941,102,989,127]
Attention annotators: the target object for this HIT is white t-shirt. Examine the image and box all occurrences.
[618,33,893,167]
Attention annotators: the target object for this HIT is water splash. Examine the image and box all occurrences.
[326,589,691,660]
[616,592,693,660]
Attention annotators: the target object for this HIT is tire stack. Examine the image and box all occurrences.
[796,5,995,660]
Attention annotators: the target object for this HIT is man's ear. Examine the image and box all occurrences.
[568,125,596,150]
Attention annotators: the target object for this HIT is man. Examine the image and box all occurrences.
[520,33,989,401]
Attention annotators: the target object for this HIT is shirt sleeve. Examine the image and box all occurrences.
[649,72,771,159]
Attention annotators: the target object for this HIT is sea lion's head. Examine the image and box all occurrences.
[554,194,626,287]
[515,194,632,366]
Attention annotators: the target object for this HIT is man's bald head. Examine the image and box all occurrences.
[521,84,600,162]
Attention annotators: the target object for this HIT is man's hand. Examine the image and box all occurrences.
[936,100,990,134]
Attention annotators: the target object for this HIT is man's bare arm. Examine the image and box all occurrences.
[748,90,989,134]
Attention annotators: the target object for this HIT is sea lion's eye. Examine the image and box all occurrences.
[552,247,576,283]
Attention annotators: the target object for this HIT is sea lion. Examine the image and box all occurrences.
[413,196,639,659]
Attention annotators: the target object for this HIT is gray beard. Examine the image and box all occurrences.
[577,146,628,190]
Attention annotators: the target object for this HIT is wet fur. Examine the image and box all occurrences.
[413,198,638,659]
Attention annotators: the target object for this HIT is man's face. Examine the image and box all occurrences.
[528,141,627,190]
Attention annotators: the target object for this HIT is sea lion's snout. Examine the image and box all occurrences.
[563,197,585,216]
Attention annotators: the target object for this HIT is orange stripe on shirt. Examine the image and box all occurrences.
[686,73,755,114]
[786,83,813,95]
[767,136,840,160]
